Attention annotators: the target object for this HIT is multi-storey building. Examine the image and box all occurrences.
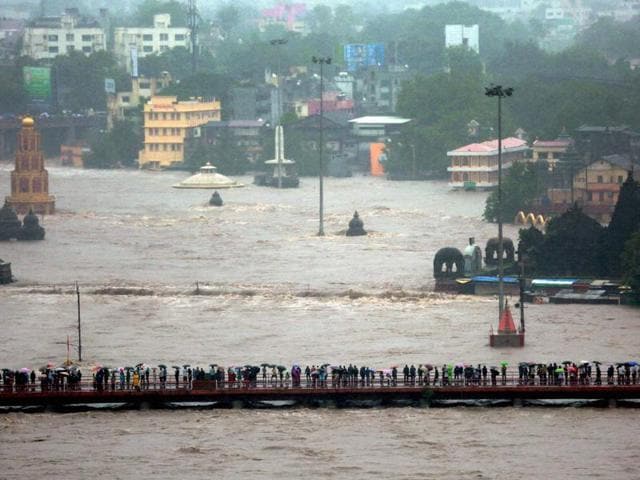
[113,14,190,72]
[531,133,573,170]
[447,137,529,190]
[21,10,106,60]
[138,95,221,169]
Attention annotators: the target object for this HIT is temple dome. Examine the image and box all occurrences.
[172,162,244,189]
[22,117,35,127]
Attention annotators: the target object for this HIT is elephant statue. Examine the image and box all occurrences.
[484,237,515,266]
[433,247,465,278]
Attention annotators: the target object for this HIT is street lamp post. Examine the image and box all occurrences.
[312,55,331,236]
[485,84,513,318]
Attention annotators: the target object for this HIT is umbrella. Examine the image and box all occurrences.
[456,363,465,368]
[210,364,218,368]
[172,365,181,369]
[158,364,167,369]
[500,361,509,367]
[55,367,68,372]
[183,364,191,368]
[580,360,590,365]
[592,361,602,365]
[627,361,638,367]
[260,363,270,367]
[561,361,572,365]
[277,365,286,371]
[19,367,31,373]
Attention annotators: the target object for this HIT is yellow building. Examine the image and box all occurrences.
[138,95,221,169]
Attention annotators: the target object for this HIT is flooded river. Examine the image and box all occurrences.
[1,166,639,479]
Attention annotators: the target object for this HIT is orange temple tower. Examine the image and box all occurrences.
[6,117,55,215]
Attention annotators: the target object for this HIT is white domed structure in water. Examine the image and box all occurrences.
[172,162,244,189]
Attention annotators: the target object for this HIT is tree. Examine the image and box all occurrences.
[517,225,545,274]
[621,232,640,300]
[484,161,548,223]
[540,204,603,276]
[599,172,640,277]
[85,119,142,168]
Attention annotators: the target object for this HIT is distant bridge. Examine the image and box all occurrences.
[0,115,106,159]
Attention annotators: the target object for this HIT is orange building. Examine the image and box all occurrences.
[6,117,55,215]
[138,95,221,169]
[61,143,90,168]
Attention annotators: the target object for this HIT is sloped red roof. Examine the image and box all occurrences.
[449,137,528,154]
[498,304,517,333]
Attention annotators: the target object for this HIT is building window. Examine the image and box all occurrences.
[48,46,59,53]
[597,175,603,183]
[66,45,75,52]
[143,34,153,41]
[175,34,185,41]
[587,192,593,202]
[599,192,604,202]
[66,33,74,41]
[176,144,181,151]
[143,46,153,53]
[48,34,58,41]
[82,46,92,53]
[81,34,93,41]
[160,33,168,41]
[618,175,624,183]
[122,96,130,103]
[607,191,614,199]
[163,144,168,151]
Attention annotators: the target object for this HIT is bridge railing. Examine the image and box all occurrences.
[0,370,628,396]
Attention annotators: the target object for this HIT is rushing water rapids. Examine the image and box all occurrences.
[1,165,639,479]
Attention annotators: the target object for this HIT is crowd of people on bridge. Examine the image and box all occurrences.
[1,360,638,394]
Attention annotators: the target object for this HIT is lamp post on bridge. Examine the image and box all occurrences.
[312,55,331,236]
[485,84,513,318]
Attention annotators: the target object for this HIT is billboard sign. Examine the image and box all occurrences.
[104,78,116,94]
[130,46,139,78]
[344,43,385,72]
[23,66,52,105]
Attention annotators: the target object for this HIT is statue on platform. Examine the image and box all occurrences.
[484,237,515,266]
[0,201,22,240]
[18,208,45,240]
[346,211,367,236]
[209,191,223,207]
[463,237,482,274]
[433,247,464,278]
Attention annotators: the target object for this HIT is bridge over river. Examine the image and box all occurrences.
[2,378,640,411]
[0,114,106,159]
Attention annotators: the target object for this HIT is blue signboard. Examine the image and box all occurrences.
[344,43,385,71]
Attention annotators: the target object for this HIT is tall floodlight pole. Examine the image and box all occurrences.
[485,84,513,317]
[270,39,287,127]
[187,0,199,75]
[312,56,331,236]
[76,281,82,362]
[271,38,288,188]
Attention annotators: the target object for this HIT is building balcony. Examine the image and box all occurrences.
[449,182,497,190]
[447,162,513,173]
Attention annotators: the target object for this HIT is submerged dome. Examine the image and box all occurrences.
[172,162,244,189]
[22,117,35,127]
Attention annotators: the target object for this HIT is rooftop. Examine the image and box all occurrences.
[349,116,411,125]
[448,137,528,155]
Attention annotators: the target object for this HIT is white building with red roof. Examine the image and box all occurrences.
[447,137,529,190]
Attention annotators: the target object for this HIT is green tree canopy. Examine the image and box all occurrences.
[484,161,549,223]
[540,204,604,276]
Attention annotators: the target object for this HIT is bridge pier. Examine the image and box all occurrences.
[608,398,617,408]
